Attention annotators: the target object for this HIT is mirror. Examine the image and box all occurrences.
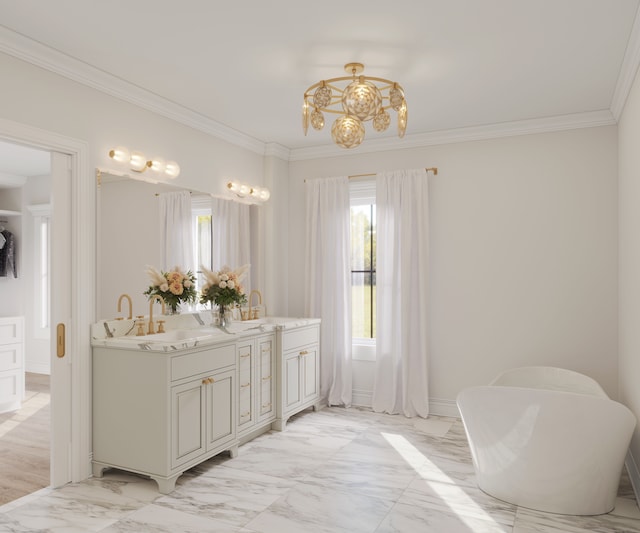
[97,171,206,321]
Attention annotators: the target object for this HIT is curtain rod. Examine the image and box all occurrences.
[349,167,438,178]
[305,167,438,182]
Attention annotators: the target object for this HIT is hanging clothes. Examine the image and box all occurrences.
[0,229,17,277]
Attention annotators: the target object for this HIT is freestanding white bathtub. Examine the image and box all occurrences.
[457,366,636,515]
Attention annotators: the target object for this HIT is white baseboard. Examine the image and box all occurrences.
[351,391,460,419]
[352,389,372,408]
[626,451,640,509]
[25,362,50,374]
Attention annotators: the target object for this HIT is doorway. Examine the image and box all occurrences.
[0,119,94,503]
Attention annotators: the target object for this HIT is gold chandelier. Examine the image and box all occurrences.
[302,62,407,149]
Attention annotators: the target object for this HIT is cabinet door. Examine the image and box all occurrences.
[237,342,254,430]
[206,369,236,450]
[171,379,206,468]
[283,351,302,411]
[257,336,275,421]
[301,346,319,403]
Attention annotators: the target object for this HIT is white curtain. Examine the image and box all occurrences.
[372,168,430,417]
[305,177,352,407]
[159,191,194,272]
[211,197,251,270]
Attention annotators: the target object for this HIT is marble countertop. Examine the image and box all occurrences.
[91,312,320,352]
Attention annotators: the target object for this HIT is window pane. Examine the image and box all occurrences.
[352,272,376,339]
[351,205,373,271]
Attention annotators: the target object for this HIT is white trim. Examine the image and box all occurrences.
[351,392,461,419]
[611,4,640,120]
[0,27,623,163]
[0,26,264,156]
[626,451,640,510]
[352,388,373,408]
[289,110,616,161]
[0,116,93,484]
[429,398,460,418]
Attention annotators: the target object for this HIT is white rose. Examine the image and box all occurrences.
[160,283,169,292]
[219,281,228,289]
[184,280,192,288]
[220,274,229,281]
[227,280,235,289]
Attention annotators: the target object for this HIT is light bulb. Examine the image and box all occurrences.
[129,151,148,172]
[108,146,130,164]
[259,188,270,201]
[149,157,165,174]
[165,161,180,178]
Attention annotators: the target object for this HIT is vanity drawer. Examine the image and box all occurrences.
[282,326,318,352]
[171,343,235,381]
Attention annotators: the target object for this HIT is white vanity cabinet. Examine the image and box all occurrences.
[91,315,321,492]
[0,316,24,414]
[92,341,238,494]
[274,323,320,430]
[237,333,276,441]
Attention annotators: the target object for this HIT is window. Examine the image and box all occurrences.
[191,196,213,306]
[28,204,51,338]
[350,179,376,343]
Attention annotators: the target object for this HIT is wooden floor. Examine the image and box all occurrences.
[0,373,50,506]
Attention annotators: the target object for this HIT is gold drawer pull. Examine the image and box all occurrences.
[261,402,272,409]
[241,411,251,418]
[262,347,271,353]
[240,353,251,358]
[299,350,309,356]
[202,377,214,385]
[262,376,272,381]
[241,382,251,388]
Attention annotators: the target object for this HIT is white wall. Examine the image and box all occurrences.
[289,126,619,412]
[619,66,640,491]
[0,51,267,320]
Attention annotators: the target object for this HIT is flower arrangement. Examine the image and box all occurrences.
[144,265,197,313]
[199,264,249,308]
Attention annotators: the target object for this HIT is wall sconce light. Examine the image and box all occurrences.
[227,181,271,202]
[108,146,180,178]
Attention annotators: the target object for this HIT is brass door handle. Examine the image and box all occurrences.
[56,323,65,358]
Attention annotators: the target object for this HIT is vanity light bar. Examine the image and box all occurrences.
[108,146,180,179]
[227,181,270,202]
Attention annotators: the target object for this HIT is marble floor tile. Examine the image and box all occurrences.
[376,501,513,533]
[155,465,297,527]
[1,406,639,533]
[244,482,394,533]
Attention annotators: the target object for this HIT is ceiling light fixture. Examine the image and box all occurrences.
[108,147,180,179]
[302,62,407,149]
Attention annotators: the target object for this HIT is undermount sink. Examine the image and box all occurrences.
[106,327,227,345]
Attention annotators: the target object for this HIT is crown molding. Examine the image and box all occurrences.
[288,110,616,161]
[611,4,640,120]
[0,26,623,164]
[0,26,266,155]
[263,142,290,160]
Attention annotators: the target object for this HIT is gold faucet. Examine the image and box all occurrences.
[117,293,133,320]
[148,295,166,334]
[248,290,263,320]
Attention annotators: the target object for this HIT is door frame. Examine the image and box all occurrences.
[0,116,93,484]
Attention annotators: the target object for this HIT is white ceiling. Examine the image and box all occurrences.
[0,0,639,160]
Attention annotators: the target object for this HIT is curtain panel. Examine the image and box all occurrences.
[211,197,251,271]
[372,168,430,417]
[159,191,194,273]
[305,176,353,407]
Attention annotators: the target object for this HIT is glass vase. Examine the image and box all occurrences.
[218,304,228,327]
[167,303,181,315]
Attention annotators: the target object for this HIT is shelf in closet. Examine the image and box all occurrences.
[0,209,21,217]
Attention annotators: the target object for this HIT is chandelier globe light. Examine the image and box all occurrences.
[302,62,407,149]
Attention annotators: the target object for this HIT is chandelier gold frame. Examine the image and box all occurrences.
[302,62,407,149]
